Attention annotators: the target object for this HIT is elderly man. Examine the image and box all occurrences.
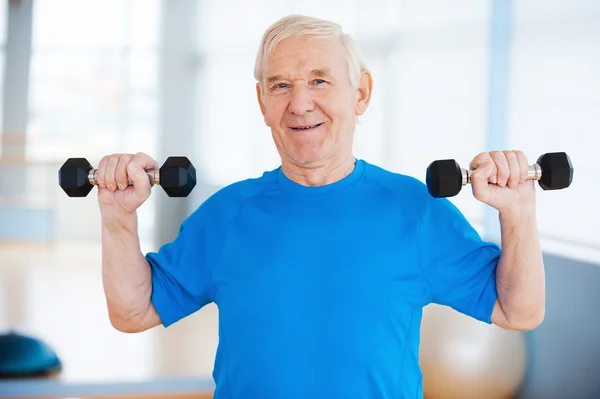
[98,14,545,399]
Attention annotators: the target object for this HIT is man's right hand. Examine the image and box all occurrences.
[96,152,159,214]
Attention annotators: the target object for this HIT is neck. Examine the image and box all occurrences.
[281,155,357,187]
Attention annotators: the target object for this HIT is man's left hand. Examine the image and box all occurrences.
[469,150,536,215]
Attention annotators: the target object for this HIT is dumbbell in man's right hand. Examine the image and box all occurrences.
[59,154,197,207]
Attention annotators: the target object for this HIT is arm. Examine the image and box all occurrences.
[97,152,216,332]
[101,209,162,333]
[96,152,163,333]
[491,207,545,331]
[469,150,546,331]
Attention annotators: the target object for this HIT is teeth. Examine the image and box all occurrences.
[294,124,319,130]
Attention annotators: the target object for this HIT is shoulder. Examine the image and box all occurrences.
[205,169,277,207]
[363,161,432,205]
[362,160,465,225]
[184,169,278,227]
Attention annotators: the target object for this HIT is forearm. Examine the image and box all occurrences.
[101,210,155,331]
[496,206,545,328]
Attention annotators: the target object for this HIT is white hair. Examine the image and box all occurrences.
[253,14,367,89]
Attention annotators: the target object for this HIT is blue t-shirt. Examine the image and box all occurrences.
[146,159,500,399]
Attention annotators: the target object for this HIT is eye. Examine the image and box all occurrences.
[270,83,288,91]
[314,79,326,84]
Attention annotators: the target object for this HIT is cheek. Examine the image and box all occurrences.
[265,102,287,127]
[319,92,355,121]
[321,105,352,131]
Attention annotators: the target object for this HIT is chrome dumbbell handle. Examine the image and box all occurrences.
[461,164,542,185]
[88,168,161,186]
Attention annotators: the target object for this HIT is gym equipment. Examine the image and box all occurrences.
[58,156,197,197]
[420,304,527,399]
[426,152,573,198]
[0,331,62,378]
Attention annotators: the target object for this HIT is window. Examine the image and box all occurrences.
[386,1,491,231]
[27,0,160,245]
[27,0,160,162]
[0,0,7,149]
[507,0,600,263]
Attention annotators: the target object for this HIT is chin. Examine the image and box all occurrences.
[289,155,321,166]
[286,149,325,166]
[277,128,335,166]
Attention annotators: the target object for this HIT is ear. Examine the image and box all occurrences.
[256,83,267,123]
[355,69,373,116]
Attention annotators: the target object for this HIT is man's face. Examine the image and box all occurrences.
[257,35,371,168]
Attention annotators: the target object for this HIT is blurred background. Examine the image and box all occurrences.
[0,0,598,398]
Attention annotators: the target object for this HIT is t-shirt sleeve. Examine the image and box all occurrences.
[418,194,501,324]
[145,201,224,327]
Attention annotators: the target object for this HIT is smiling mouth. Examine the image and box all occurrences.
[290,122,324,131]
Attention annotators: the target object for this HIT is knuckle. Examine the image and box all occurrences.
[119,154,132,166]
[127,161,140,174]
[504,150,516,159]
[471,153,489,169]
[490,152,503,164]
[477,153,489,163]
[517,151,529,164]
[98,156,108,168]
[514,151,525,164]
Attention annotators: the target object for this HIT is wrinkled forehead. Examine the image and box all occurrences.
[264,36,348,80]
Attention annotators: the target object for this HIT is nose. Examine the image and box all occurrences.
[288,84,314,116]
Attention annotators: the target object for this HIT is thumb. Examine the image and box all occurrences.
[126,161,153,199]
[470,160,496,189]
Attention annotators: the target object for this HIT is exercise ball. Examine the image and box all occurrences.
[0,330,62,378]
[419,304,527,399]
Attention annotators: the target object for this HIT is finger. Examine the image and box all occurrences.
[491,150,509,187]
[470,159,496,187]
[105,154,123,192]
[126,152,158,193]
[96,155,110,188]
[470,152,496,184]
[504,150,520,188]
[514,150,529,183]
[469,152,490,170]
[130,152,159,173]
[115,154,134,190]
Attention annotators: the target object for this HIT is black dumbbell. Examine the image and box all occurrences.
[426,152,573,198]
[58,156,197,197]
